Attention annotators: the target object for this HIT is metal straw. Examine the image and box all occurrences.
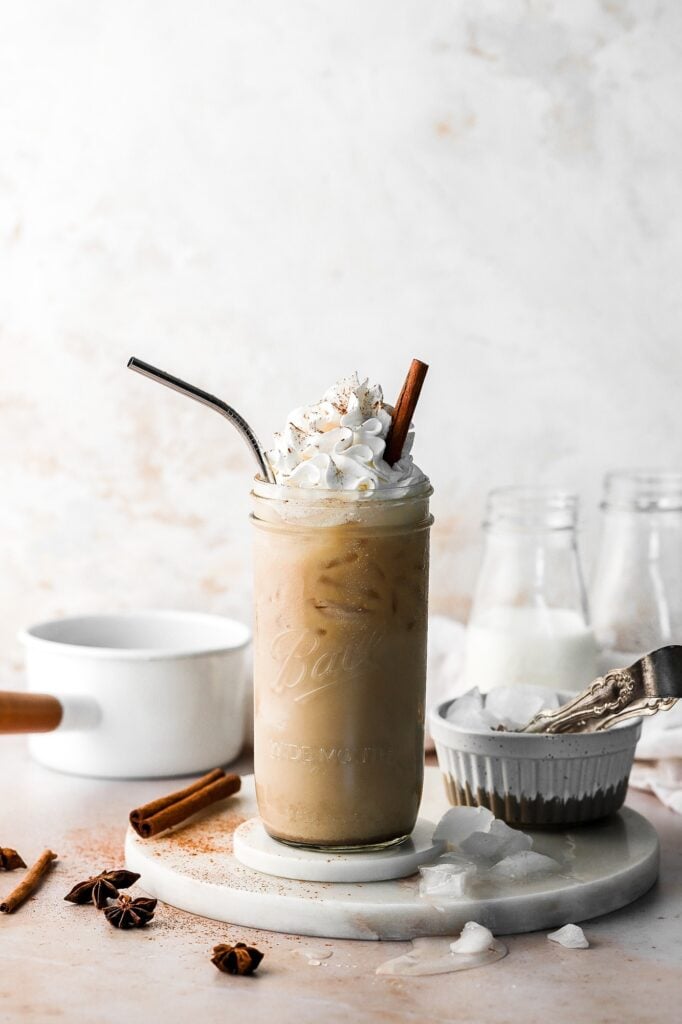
[127,357,275,483]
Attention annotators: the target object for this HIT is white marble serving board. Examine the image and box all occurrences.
[124,768,660,940]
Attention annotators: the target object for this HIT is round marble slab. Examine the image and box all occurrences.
[124,768,660,941]
[233,816,445,882]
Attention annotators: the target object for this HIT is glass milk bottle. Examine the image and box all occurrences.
[461,487,597,693]
[591,471,682,674]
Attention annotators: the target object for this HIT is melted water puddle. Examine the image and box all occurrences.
[376,936,508,976]
[291,945,334,966]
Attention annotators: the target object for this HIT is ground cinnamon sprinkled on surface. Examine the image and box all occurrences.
[63,826,126,866]
[149,901,280,950]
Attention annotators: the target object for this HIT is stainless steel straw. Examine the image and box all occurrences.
[127,357,275,483]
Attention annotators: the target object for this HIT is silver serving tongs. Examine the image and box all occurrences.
[521,645,682,734]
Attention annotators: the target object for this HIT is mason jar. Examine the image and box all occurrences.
[251,479,433,850]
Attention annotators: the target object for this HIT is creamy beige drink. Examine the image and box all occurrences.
[252,374,432,849]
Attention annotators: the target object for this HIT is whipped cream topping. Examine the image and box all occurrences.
[266,373,426,491]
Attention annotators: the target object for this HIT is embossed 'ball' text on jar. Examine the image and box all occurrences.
[251,479,433,851]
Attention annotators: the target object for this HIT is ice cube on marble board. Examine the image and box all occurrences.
[450,921,496,955]
[417,860,471,892]
[547,924,589,949]
[433,805,495,847]
[484,685,561,731]
[487,850,560,881]
[460,819,533,863]
[419,855,473,898]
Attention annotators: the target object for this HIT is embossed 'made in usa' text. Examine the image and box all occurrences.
[269,741,395,766]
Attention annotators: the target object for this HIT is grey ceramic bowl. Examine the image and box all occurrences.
[429,699,641,828]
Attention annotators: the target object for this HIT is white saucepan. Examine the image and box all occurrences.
[0,611,251,779]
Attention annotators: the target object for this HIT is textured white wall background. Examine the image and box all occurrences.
[1,0,681,685]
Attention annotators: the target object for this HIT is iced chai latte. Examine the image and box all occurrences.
[252,374,432,849]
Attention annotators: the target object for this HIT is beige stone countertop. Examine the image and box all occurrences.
[1,738,680,1024]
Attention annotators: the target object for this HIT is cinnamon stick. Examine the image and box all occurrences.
[384,358,429,466]
[0,849,57,913]
[129,769,241,838]
[130,768,225,825]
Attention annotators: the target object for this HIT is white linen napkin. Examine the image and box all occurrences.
[425,616,466,750]
[629,699,682,813]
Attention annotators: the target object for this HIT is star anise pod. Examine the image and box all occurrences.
[211,942,264,975]
[64,869,141,909]
[104,894,157,929]
[0,848,26,871]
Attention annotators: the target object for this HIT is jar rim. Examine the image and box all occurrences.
[252,476,433,504]
[483,486,579,532]
[250,512,434,535]
[602,469,682,512]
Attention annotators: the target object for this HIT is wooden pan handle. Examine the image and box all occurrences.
[0,692,63,734]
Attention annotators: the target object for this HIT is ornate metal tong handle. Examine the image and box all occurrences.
[522,645,682,734]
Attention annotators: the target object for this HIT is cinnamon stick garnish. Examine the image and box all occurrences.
[129,769,241,838]
[384,358,429,466]
[0,849,57,913]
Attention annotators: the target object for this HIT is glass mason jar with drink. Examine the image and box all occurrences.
[251,370,432,851]
[126,358,431,852]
